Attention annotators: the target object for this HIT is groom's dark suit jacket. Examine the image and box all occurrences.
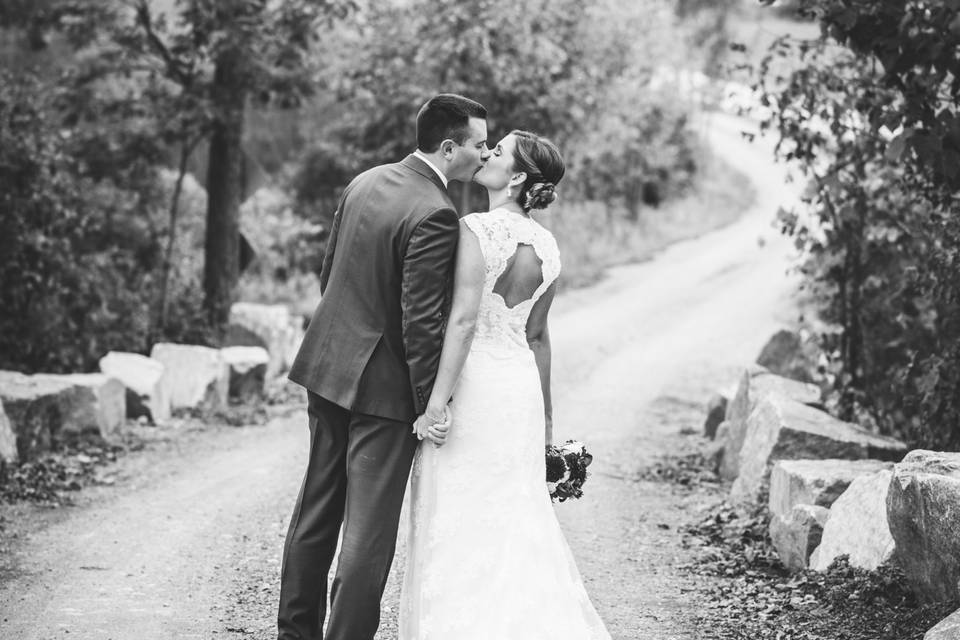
[288,154,460,423]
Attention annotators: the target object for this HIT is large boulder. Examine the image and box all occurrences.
[770,503,830,570]
[0,371,71,461]
[150,343,229,411]
[704,393,728,440]
[769,458,895,518]
[809,470,896,571]
[925,609,960,640]
[720,367,822,480]
[887,450,960,604]
[221,346,270,402]
[0,400,17,467]
[226,302,304,379]
[730,397,907,504]
[32,373,125,438]
[756,329,821,384]
[99,351,171,422]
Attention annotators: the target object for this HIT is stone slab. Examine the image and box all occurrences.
[150,343,229,411]
[770,503,830,571]
[33,373,125,437]
[730,396,907,504]
[769,458,895,518]
[720,366,822,480]
[0,399,16,466]
[227,303,303,379]
[925,609,960,640]
[99,351,170,422]
[888,450,960,604]
[0,370,71,461]
[222,346,269,401]
[810,470,895,571]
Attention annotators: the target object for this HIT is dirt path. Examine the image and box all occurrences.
[0,113,801,640]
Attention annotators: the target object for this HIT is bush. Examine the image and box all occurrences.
[752,4,960,450]
[0,71,210,373]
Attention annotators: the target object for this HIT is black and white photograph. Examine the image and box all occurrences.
[1,1,960,638]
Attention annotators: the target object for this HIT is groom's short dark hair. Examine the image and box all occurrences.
[416,94,487,153]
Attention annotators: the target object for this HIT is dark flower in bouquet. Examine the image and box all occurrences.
[545,440,593,502]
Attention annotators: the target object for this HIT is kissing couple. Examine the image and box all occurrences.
[278,93,612,640]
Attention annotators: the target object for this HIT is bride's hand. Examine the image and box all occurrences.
[413,405,453,447]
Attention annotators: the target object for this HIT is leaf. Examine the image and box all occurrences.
[884,128,913,161]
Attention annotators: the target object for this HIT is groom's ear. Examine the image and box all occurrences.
[440,139,456,158]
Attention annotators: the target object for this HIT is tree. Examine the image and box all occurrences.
[753,0,960,448]
[127,0,355,336]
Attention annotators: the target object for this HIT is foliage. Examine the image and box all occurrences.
[0,69,215,373]
[0,433,133,505]
[682,500,955,639]
[747,0,960,448]
[295,0,701,218]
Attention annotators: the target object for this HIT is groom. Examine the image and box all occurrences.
[278,94,489,640]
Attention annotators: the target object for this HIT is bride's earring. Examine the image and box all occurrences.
[506,187,512,198]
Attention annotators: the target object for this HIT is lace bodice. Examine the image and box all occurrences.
[462,208,561,353]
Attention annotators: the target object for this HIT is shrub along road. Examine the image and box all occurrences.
[0,113,802,639]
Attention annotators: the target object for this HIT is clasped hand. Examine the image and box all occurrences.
[412,405,452,447]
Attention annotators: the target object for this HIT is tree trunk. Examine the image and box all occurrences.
[203,51,247,340]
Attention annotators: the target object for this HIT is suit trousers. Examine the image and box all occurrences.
[277,391,419,640]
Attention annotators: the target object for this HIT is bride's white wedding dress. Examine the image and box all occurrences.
[398,208,612,639]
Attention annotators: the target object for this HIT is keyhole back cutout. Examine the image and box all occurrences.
[493,243,544,309]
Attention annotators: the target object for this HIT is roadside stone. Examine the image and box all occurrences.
[756,328,820,384]
[222,346,270,402]
[150,343,229,411]
[729,397,907,504]
[706,421,729,473]
[33,373,126,438]
[887,450,960,604]
[769,503,829,570]
[769,458,895,519]
[925,609,960,640]
[809,470,895,571]
[0,370,71,461]
[226,303,304,379]
[99,351,171,422]
[704,393,728,440]
[0,399,17,467]
[720,366,822,480]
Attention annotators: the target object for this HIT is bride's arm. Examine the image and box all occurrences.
[422,223,486,424]
[526,283,557,446]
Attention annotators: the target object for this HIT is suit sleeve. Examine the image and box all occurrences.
[400,207,461,415]
[319,187,351,295]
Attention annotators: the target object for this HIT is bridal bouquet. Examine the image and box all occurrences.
[545,440,593,502]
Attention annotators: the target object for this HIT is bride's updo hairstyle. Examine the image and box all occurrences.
[510,130,565,212]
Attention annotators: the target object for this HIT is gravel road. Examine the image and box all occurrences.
[0,113,801,640]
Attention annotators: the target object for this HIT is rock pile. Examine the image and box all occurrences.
[0,301,304,466]
[704,329,960,640]
[729,396,906,504]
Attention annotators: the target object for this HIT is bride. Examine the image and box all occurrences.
[398,130,612,639]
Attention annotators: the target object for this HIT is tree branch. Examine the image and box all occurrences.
[134,0,192,87]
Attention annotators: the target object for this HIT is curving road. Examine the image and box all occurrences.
[0,113,801,640]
